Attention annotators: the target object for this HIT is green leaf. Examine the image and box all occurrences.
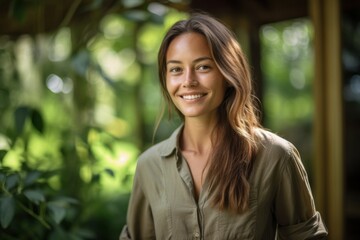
[91,173,100,183]
[0,150,7,163]
[24,170,41,186]
[0,173,5,184]
[123,10,149,22]
[104,168,115,178]
[0,196,15,228]
[30,109,44,133]
[14,106,29,135]
[5,174,19,190]
[47,202,66,224]
[149,12,165,25]
[23,190,45,204]
[122,0,144,8]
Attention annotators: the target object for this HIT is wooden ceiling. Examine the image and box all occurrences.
[0,0,186,37]
[190,0,308,25]
[0,0,113,37]
[0,0,359,37]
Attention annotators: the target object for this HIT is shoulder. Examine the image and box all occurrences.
[137,141,171,166]
[136,128,179,170]
[133,130,179,191]
[255,128,298,158]
[253,128,302,173]
[251,128,306,192]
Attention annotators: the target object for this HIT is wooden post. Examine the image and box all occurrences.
[309,0,344,239]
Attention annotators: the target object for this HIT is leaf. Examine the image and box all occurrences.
[14,106,29,135]
[104,168,115,178]
[30,109,44,133]
[149,12,165,25]
[91,173,100,183]
[24,170,42,186]
[23,190,45,204]
[47,202,66,224]
[122,0,144,8]
[5,174,19,190]
[0,173,5,183]
[0,196,15,228]
[0,150,7,163]
[123,10,149,22]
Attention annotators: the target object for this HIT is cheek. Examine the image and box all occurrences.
[166,77,177,94]
[165,78,171,94]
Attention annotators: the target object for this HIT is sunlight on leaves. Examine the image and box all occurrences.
[260,18,314,131]
[0,6,191,238]
[137,24,165,64]
[100,15,126,40]
[95,48,136,80]
[48,28,72,62]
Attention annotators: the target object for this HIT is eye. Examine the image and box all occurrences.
[196,65,211,71]
[169,67,182,73]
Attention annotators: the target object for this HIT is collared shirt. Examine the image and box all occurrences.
[120,126,328,240]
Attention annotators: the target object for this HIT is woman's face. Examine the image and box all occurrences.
[165,32,226,121]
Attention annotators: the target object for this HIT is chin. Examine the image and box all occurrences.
[182,112,205,118]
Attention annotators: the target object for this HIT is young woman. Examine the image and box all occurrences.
[120,13,328,239]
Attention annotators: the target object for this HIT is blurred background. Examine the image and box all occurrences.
[0,0,358,239]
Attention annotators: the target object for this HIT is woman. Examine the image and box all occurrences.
[120,13,328,239]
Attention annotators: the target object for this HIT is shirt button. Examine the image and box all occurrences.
[193,232,200,239]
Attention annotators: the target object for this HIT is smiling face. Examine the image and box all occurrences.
[165,32,227,121]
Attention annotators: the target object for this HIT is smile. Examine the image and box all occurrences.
[181,94,206,100]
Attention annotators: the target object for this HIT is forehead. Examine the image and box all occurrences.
[166,32,212,60]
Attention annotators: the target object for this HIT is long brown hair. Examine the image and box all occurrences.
[158,13,261,213]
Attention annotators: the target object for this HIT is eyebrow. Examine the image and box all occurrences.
[166,56,213,65]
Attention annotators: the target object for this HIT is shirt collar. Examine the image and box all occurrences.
[158,124,183,157]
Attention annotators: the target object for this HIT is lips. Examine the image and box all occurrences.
[181,94,206,100]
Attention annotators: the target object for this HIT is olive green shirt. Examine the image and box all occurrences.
[120,127,328,239]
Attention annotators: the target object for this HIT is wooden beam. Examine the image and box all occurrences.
[309,0,344,239]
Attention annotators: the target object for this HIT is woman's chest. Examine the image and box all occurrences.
[149,173,262,239]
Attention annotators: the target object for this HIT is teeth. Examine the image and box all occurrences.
[182,94,203,100]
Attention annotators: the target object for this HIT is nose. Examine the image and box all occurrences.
[182,69,198,88]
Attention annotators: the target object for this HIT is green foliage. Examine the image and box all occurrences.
[0,165,81,239]
[260,19,315,179]
[0,1,188,239]
[260,19,314,132]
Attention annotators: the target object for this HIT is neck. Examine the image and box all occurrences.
[181,117,218,155]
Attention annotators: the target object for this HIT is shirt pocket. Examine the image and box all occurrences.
[219,187,258,240]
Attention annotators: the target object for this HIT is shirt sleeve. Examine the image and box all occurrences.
[119,163,155,240]
[274,144,328,240]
